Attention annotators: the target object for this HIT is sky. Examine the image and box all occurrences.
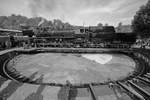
[0,0,148,26]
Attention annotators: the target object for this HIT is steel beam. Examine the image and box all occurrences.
[117,81,145,100]
[137,77,150,85]
[88,84,98,100]
[128,80,150,99]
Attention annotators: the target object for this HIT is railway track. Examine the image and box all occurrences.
[115,50,150,100]
[0,48,150,100]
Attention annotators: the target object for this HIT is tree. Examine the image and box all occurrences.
[118,22,122,27]
[97,23,103,28]
[132,0,150,34]
[105,23,108,26]
[0,14,74,31]
[116,22,123,32]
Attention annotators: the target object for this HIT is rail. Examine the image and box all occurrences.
[0,48,150,100]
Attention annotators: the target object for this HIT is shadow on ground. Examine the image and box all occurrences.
[0,72,38,100]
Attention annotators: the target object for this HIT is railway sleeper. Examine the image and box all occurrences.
[143,74,150,79]
[28,80,37,84]
[146,73,150,76]
[6,69,18,74]
[16,76,28,81]
[10,73,21,78]
[7,67,17,72]
[6,71,17,76]
[137,76,150,85]
[21,78,31,83]
[116,81,145,100]
[127,80,150,99]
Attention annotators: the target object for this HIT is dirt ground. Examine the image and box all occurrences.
[8,53,135,84]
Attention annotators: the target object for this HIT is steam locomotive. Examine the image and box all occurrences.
[0,26,137,49]
[32,26,136,48]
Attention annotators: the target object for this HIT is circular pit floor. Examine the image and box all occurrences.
[8,53,135,84]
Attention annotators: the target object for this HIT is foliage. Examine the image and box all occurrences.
[97,23,103,28]
[0,14,74,30]
[132,0,150,34]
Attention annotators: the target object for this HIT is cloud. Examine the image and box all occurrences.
[78,0,126,15]
[28,0,120,16]
[0,0,148,26]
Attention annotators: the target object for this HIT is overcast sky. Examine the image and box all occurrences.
[0,0,148,26]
